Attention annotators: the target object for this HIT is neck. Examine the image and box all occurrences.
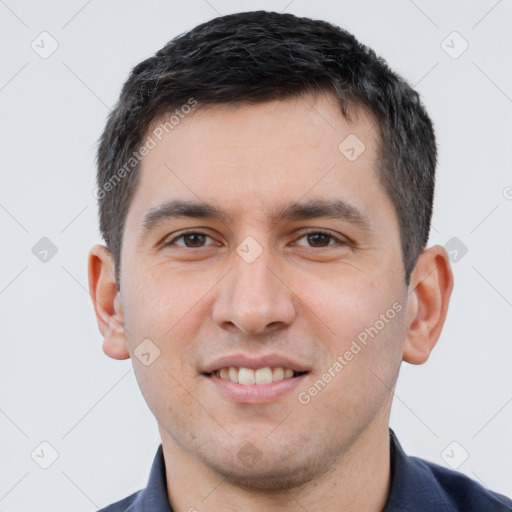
[160,422,391,512]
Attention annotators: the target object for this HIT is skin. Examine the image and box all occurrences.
[89,91,453,512]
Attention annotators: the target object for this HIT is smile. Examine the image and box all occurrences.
[211,366,307,385]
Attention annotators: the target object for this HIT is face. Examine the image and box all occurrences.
[117,92,410,489]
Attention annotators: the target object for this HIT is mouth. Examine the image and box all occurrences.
[201,357,311,404]
[200,354,311,403]
[204,366,309,386]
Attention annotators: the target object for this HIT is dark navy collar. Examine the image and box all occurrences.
[123,444,173,512]
[383,429,512,511]
[383,429,451,511]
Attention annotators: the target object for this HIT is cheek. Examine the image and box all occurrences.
[130,355,206,443]
[123,263,215,342]
[297,270,403,349]
[121,268,210,422]
[295,272,406,406]
[121,268,211,405]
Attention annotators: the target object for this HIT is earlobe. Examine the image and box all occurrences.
[88,244,130,360]
[101,316,130,360]
[403,245,454,365]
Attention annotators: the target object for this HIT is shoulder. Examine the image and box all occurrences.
[386,431,512,511]
[408,454,512,511]
[96,490,142,512]
[95,444,171,511]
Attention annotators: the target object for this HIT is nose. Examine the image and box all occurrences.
[212,248,296,335]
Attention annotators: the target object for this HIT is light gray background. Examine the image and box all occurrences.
[1,1,511,510]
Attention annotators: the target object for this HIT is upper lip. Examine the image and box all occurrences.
[201,353,311,374]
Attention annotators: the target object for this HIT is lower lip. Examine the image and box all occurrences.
[204,373,309,404]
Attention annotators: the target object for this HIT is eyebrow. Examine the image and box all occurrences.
[140,198,373,238]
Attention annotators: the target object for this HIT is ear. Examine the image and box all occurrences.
[88,244,130,360]
[403,245,454,365]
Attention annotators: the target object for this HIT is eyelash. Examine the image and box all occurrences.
[166,229,347,248]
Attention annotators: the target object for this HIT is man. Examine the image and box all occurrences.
[88,10,512,512]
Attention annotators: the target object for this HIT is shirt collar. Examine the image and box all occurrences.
[383,429,452,511]
[130,444,173,512]
[133,430,451,511]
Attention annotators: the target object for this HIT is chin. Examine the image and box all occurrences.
[212,459,327,492]
[197,439,338,493]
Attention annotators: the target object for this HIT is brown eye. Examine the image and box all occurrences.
[167,232,215,248]
[182,233,208,247]
[306,233,332,247]
[294,230,344,248]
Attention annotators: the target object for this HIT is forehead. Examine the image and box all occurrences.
[127,91,396,233]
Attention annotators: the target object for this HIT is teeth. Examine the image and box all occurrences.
[272,367,284,380]
[238,367,255,385]
[214,366,300,385]
[228,367,238,382]
[255,367,273,385]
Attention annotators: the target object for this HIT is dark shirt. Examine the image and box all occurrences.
[97,430,512,511]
